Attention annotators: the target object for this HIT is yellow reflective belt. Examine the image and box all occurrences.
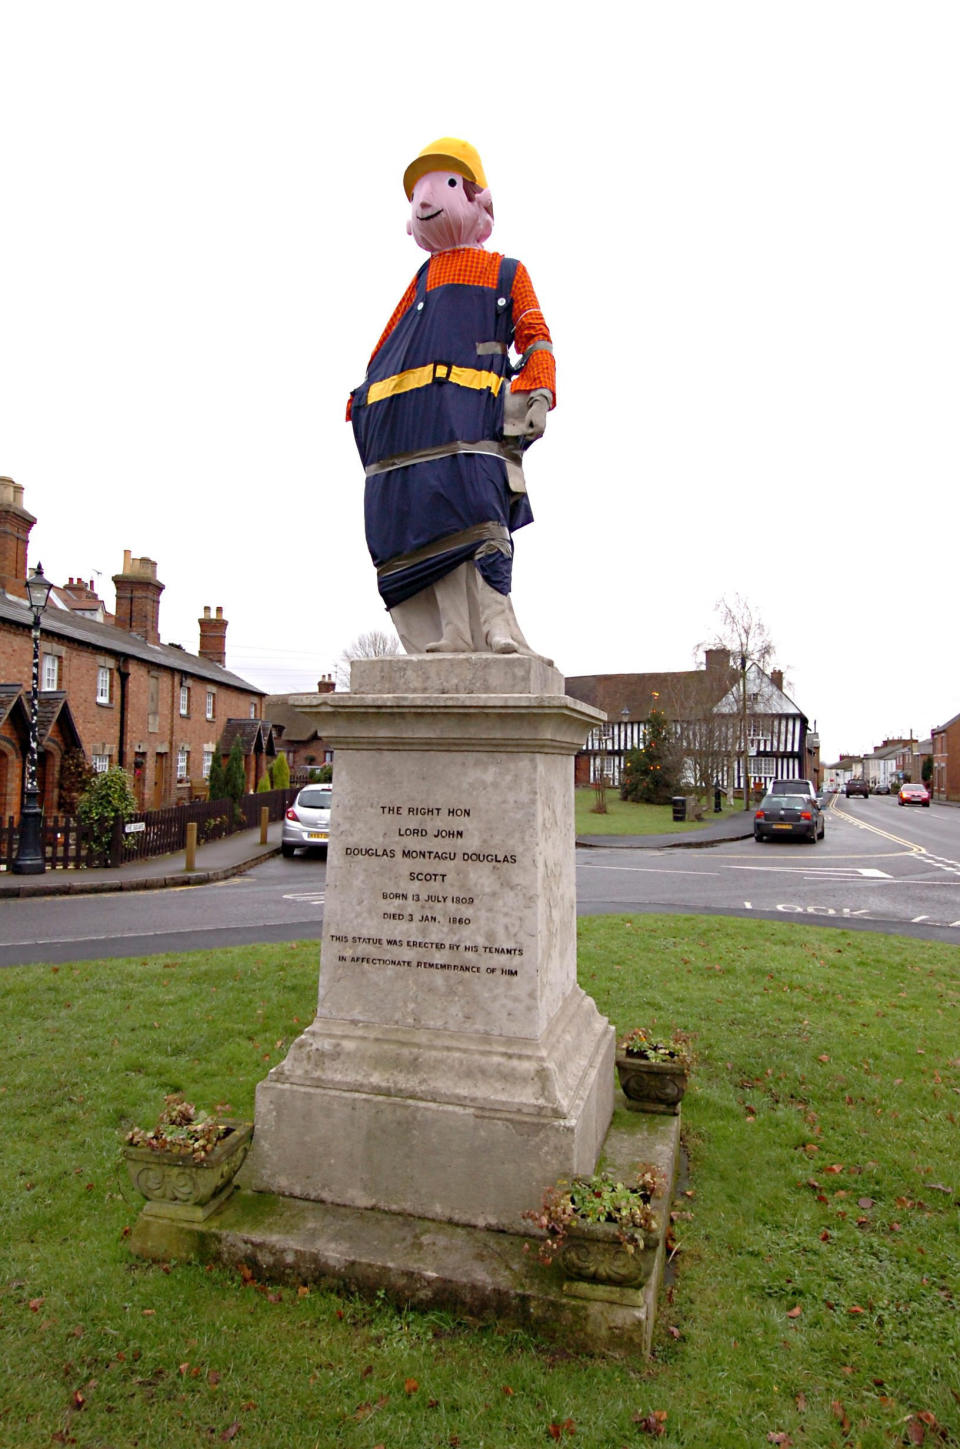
[366,363,504,406]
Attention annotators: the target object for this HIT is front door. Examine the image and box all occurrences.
[153,751,167,808]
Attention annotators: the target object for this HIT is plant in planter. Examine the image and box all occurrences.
[523,1164,666,1287]
[615,1028,692,1115]
[123,1094,253,1219]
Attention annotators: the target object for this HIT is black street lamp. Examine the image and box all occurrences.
[13,563,54,874]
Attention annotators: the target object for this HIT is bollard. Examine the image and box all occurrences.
[260,806,269,845]
[184,821,197,872]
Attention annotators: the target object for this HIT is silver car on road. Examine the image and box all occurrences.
[282,785,333,857]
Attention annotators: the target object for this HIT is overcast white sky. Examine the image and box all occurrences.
[2,3,957,762]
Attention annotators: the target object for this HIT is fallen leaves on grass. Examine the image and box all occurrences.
[831,1399,851,1432]
[547,1419,576,1439]
[633,1409,667,1435]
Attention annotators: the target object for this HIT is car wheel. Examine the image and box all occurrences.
[281,843,296,858]
[923,801,930,807]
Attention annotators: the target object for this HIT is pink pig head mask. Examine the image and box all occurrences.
[403,136,494,253]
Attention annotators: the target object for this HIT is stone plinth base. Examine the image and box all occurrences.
[130,1111,679,1358]
[243,654,614,1231]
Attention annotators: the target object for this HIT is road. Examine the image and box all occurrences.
[577,794,960,942]
[2,796,960,967]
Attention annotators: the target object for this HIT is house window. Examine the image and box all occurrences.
[97,666,112,705]
[179,684,190,716]
[202,749,214,778]
[177,747,189,780]
[249,701,258,718]
[41,653,61,691]
[92,753,110,773]
[206,690,215,721]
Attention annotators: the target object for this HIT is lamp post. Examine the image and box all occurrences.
[739,653,750,811]
[13,563,54,874]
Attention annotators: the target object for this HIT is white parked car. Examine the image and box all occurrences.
[282,785,332,857]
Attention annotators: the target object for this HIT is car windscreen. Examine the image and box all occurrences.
[770,781,809,793]
[298,789,332,809]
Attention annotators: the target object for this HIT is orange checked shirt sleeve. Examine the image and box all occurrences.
[509,261,556,406]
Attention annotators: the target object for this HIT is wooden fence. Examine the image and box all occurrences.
[0,787,298,873]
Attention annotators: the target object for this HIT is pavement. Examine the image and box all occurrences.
[0,808,756,899]
[0,821,284,899]
[577,808,756,850]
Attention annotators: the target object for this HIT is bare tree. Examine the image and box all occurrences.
[659,667,737,801]
[334,627,402,689]
[702,595,776,809]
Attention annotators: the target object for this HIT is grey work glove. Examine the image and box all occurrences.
[502,388,551,440]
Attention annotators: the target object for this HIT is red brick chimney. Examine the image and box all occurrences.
[198,605,228,666]
[0,477,37,600]
[317,674,335,694]
[704,648,730,677]
[770,669,784,692]
[112,550,164,644]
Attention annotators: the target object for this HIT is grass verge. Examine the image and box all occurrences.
[574,789,743,836]
[2,920,958,1448]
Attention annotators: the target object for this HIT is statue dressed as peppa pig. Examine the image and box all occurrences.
[348,137,555,656]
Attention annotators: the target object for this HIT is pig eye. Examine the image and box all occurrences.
[447,176,458,188]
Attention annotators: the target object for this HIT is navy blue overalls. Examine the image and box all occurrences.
[350,254,533,610]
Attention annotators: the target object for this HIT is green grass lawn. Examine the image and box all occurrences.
[2,921,959,1448]
[575,788,743,836]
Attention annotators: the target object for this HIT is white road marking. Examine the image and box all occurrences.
[282,891,326,905]
[728,865,892,878]
[576,863,720,876]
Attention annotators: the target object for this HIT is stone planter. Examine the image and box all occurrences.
[556,1216,660,1289]
[615,1054,688,1115]
[124,1121,253,1222]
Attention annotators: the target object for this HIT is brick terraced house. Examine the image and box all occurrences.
[0,478,265,819]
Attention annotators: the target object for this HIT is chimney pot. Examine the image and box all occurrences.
[0,476,38,599]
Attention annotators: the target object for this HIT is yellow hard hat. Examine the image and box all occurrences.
[403,137,488,200]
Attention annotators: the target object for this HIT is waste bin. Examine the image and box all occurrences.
[672,796,686,822]
[714,786,723,814]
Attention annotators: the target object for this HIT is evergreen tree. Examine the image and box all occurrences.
[256,772,272,793]
[207,752,226,802]
[224,738,246,821]
[620,708,682,804]
[270,752,290,790]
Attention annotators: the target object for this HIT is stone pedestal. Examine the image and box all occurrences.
[244,655,614,1230]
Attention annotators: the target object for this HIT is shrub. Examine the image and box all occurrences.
[75,766,137,863]
[270,753,290,790]
[256,773,272,793]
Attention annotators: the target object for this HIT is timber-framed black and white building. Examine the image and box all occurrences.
[566,650,819,794]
